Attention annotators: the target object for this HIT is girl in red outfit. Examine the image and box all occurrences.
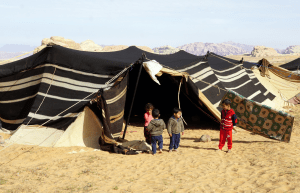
[144,103,154,145]
[218,99,237,153]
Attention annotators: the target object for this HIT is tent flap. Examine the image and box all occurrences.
[220,90,293,143]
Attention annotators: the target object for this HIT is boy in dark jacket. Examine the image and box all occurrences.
[218,99,237,153]
[167,108,184,152]
[147,109,166,155]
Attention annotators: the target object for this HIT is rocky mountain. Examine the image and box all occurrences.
[222,41,285,54]
[274,48,285,54]
[177,42,248,56]
[152,45,180,54]
[0,51,31,60]
[0,44,35,60]
[33,36,154,54]
[282,45,300,55]
[33,36,82,54]
[222,41,254,53]
[1,39,299,60]
[250,46,280,57]
[0,44,36,52]
[80,40,103,52]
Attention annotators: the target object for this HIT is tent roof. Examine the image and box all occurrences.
[0,45,204,78]
[280,58,300,70]
[207,53,255,70]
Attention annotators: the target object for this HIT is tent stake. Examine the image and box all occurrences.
[122,63,143,139]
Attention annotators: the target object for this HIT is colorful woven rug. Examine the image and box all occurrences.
[219,90,294,143]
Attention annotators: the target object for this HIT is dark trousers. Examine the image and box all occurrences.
[151,135,163,154]
[144,126,151,145]
[169,133,181,150]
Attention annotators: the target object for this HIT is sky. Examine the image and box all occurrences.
[0,0,299,49]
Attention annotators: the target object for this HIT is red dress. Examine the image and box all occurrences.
[144,112,153,145]
[219,109,237,150]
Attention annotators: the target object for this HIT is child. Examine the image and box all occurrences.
[144,103,154,145]
[147,109,166,155]
[218,99,237,153]
[167,107,184,152]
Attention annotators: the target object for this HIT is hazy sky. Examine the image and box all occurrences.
[0,0,299,49]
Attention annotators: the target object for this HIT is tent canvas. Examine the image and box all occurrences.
[220,90,293,142]
[0,45,295,147]
[6,106,110,148]
[280,57,300,72]
[256,59,300,105]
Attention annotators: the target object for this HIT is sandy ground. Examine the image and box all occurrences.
[0,107,300,193]
[226,55,300,66]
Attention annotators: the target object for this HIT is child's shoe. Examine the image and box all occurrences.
[227,149,232,153]
[174,149,178,152]
[159,149,163,153]
[168,150,172,152]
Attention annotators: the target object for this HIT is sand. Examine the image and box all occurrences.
[1,106,300,193]
[226,55,300,66]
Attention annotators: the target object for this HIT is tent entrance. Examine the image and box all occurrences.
[125,66,219,130]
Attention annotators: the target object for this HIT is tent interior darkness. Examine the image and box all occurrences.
[123,65,219,130]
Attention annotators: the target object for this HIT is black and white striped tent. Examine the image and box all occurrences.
[0,45,277,140]
[280,57,300,73]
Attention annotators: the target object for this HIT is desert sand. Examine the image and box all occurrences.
[226,54,300,66]
[0,106,300,193]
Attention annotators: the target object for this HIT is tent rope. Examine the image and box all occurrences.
[159,57,293,122]
[26,67,57,126]
[38,91,97,128]
[210,53,243,69]
[160,57,295,108]
[160,63,220,123]
[190,76,227,92]
[38,66,131,128]
[0,67,58,153]
[0,65,131,156]
[160,61,228,93]
[217,86,221,96]
[0,51,34,65]
[105,64,133,85]
[177,78,187,125]
[0,91,97,157]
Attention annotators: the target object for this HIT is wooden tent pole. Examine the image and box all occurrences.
[122,63,143,139]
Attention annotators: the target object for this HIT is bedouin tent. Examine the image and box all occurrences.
[0,45,219,150]
[0,45,294,150]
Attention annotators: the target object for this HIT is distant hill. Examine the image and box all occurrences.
[282,45,300,54]
[0,44,36,60]
[152,45,181,54]
[222,41,254,53]
[0,44,36,52]
[0,51,32,60]
[177,42,247,56]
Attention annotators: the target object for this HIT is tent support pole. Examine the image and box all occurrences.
[122,63,143,139]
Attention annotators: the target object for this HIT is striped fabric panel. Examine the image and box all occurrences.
[0,64,115,130]
[177,61,207,72]
[103,72,129,136]
[212,66,270,103]
[177,62,227,106]
[245,68,275,100]
[175,59,275,110]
